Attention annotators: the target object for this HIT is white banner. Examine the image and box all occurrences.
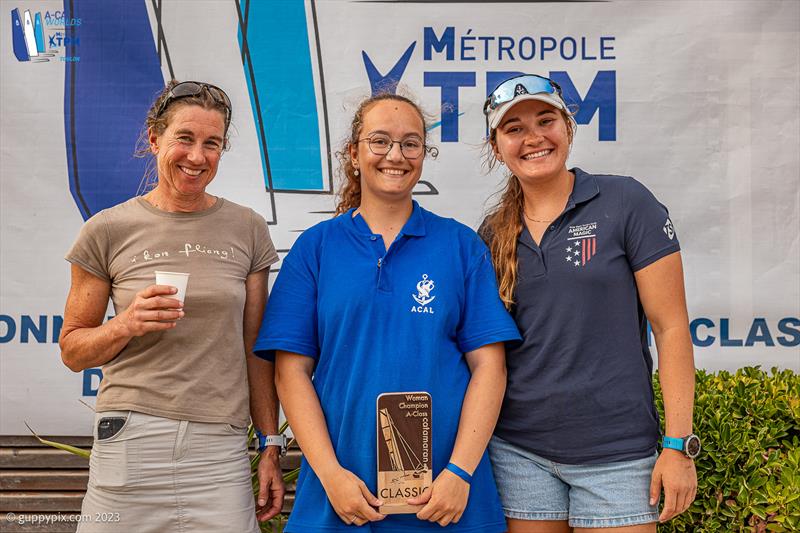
[1,0,798,435]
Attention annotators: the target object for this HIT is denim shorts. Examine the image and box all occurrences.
[488,435,659,528]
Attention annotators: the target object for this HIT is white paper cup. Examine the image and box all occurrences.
[155,271,190,305]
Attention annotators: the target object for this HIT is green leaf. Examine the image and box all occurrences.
[24,422,91,459]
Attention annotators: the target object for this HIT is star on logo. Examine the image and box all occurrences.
[574,260,580,266]
[565,256,572,262]
[566,246,572,252]
[574,240,581,246]
[574,250,580,256]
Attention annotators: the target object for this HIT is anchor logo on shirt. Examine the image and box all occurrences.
[412,274,436,306]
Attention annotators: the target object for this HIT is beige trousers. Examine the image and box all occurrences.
[77,411,259,533]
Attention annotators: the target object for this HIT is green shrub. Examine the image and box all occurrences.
[654,366,800,532]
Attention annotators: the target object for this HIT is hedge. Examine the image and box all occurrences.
[654,366,799,532]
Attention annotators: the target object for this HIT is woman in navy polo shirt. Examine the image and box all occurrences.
[480,74,699,532]
[255,93,521,532]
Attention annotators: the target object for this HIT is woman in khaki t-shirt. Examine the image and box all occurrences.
[61,81,283,532]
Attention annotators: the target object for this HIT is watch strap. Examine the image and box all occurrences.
[255,429,287,455]
[661,435,685,452]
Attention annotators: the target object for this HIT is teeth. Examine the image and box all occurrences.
[180,166,202,176]
[523,150,551,160]
[380,169,406,176]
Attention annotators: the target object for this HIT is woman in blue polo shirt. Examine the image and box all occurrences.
[255,93,521,532]
[479,74,699,532]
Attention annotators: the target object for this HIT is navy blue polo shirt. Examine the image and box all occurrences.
[255,201,520,532]
[484,168,680,465]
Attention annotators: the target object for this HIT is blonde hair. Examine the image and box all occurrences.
[483,107,576,309]
[334,93,436,214]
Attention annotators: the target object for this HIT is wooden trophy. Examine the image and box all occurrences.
[376,392,432,514]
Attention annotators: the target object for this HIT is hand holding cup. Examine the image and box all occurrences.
[118,283,185,337]
[117,272,189,337]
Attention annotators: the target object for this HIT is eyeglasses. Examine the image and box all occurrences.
[155,81,232,132]
[483,74,563,115]
[357,134,426,160]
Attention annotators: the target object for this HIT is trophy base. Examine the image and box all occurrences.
[379,503,423,515]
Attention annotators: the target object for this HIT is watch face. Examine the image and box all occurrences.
[686,435,701,458]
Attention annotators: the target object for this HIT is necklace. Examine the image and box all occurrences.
[523,211,554,224]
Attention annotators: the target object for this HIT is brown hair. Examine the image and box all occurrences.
[134,80,231,194]
[483,107,576,309]
[334,93,436,215]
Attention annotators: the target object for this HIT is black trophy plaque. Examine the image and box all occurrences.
[376,391,432,514]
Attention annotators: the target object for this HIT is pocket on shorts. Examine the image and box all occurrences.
[223,423,249,435]
[94,411,132,442]
[90,411,135,489]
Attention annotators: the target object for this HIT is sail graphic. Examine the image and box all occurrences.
[379,408,426,478]
[33,12,45,53]
[23,10,38,57]
[11,9,29,62]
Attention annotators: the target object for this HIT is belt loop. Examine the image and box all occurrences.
[173,419,190,461]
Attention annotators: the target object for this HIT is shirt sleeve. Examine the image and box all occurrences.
[456,232,521,353]
[249,209,280,274]
[64,211,111,281]
[622,177,681,272]
[254,230,320,361]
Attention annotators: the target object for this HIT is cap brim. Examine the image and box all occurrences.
[488,93,567,130]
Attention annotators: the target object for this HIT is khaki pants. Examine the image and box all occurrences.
[77,411,259,533]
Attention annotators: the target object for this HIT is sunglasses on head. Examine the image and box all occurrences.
[156,81,232,132]
[483,74,563,115]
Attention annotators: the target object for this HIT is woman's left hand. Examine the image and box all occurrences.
[649,449,697,522]
[408,468,470,526]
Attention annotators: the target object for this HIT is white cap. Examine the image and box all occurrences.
[487,92,569,130]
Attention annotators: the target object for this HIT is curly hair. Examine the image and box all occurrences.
[334,93,437,214]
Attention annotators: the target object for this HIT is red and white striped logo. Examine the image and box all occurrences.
[566,222,598,268]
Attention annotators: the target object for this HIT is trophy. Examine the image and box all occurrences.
[376,392,432,514]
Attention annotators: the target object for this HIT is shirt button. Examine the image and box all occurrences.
[370,236,377,241]
[549,226,555,231]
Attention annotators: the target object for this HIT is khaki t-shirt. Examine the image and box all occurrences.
[66,197,278,427]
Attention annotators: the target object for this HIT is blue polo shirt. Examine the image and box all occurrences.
[483,168,681,465]
[256,201,520,532]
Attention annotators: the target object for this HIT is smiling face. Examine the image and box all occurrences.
[149,104,226,200]
[349,100,425,205]
[492,99,572,184]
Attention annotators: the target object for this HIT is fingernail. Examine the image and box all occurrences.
[649,498,655,505]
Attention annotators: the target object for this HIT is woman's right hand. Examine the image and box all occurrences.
[319,467,385,526]
[118,284,184,337]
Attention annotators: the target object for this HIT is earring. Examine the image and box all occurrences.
[354,168,360,177]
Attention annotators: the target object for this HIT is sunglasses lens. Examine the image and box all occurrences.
[208,86,232,109]
[171,82,203,98]
[487,75,558,111]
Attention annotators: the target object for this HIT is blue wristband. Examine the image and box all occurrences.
[255,429,267,452]
[445,462,472,485]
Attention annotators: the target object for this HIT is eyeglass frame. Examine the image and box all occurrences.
[155,81,232,134]
[356,134,431,160]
